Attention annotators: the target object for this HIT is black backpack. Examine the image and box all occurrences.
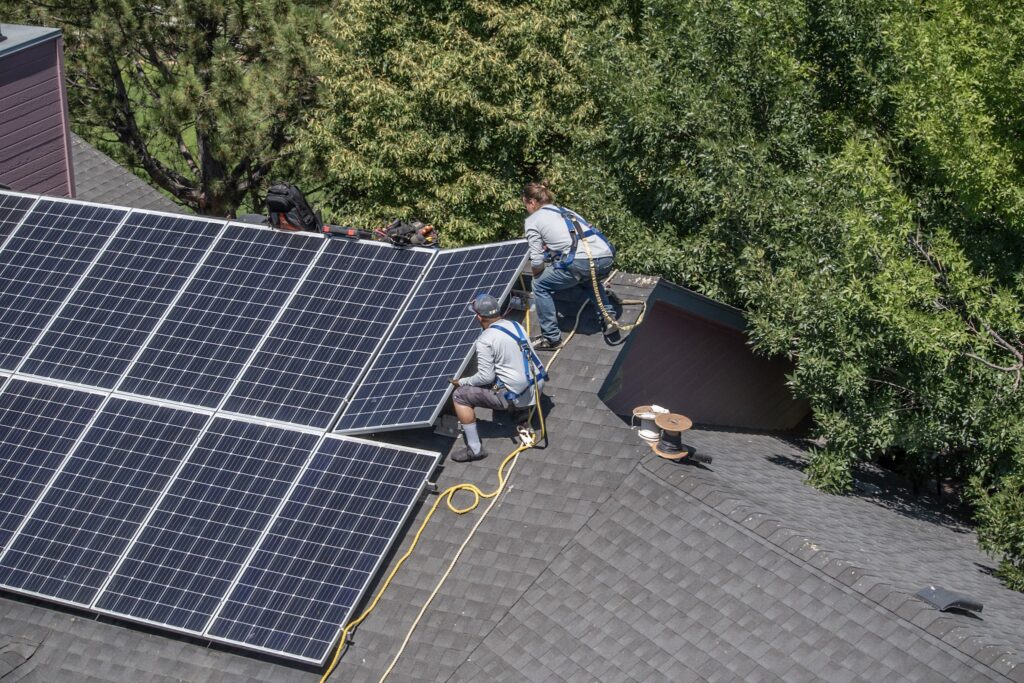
[265,181,323,232]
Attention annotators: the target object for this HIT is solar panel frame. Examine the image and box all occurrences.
[0,190,39,249]
[334,240,528,434]
[18,211,228,389]
[0,197,131,372]
[117,224,327,409]
[0,397,211,607]
[220,239,436,429]
[203,434,439,664]
[91,416,320,634]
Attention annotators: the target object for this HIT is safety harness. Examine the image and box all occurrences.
[491,321,548,403]
[541,206,615,269]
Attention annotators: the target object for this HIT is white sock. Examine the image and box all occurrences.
[463,422,482,453]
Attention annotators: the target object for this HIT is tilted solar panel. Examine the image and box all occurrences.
[118,225,323,408]
[206,436,438,663]
[0,191,36,245]
[20,212,225,388]
[335,241,529,433]
[94,418,317,632]
[0,399,208,605]
[0,199,128,370]
[0,379,105,550]
[223,239,433,428]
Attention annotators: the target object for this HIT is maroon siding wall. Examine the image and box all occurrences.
[0,36,74,197]
[603,300,810,432]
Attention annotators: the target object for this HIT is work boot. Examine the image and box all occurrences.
[532,337,562,351]
[451,445,487,463]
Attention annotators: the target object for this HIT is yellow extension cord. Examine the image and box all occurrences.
[320,269,643,683]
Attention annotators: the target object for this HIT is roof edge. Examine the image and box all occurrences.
[0,24,62,59]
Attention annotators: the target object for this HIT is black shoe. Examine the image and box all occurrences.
[533,337,562,351]
[451,445,487,463]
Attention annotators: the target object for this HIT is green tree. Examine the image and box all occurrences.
[300,0,633,242]
[5,0,325,215]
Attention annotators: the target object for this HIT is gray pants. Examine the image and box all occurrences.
[453,384,509,411]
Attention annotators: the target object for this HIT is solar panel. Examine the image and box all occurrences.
[206,436,438,662]
[0,399,208,605]
[118,225,323,408]
[0,379,105,550]
[0,192,525,661]
[94,418,317,633]
[0,191,36,245]
[335,241,528,433]
[19,212,225,388]
[0,199,128,370]
[222,239,433,428]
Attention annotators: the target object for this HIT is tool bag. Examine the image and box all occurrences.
[265,181,323,232]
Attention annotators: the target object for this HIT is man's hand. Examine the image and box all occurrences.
[449,378,461,388]
[532,264,545,277]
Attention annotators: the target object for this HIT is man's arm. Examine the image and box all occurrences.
[524,221,547,275]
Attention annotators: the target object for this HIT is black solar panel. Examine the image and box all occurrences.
[0,193,525,662]
[223,239,433,428]
[0,379,104,550]
[0,199,128,370]
[335,241,528,433]
[94,418,317,632]
[118,225,322,408]
[0,399,208,605]
[206,437,438,662]
[20,212,225,388]
[0,192,36,245]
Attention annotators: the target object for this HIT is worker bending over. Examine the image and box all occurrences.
[449,294,545,462]
[521,181,616,350]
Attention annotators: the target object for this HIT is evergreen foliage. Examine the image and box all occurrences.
[3,0,326,215]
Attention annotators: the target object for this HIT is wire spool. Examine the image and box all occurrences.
[651,413,693,459]
[632,405,665,442]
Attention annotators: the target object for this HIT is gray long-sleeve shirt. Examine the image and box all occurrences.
[458,319,539,406]
[524,204,614,268]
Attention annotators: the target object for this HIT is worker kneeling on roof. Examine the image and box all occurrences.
[448,293,546,463]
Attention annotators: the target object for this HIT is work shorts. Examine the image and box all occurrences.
[453,384,509,411]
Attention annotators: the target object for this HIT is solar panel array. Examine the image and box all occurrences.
[0,190,528,663]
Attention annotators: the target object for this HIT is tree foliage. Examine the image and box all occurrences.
[4,0,325,215]
[301,0,1024,586]
[9,0,1024,587]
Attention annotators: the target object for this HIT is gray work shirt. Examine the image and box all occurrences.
[524,204,614,268]
[458,319,539,406]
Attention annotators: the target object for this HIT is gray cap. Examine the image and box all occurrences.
[468,293,501,318]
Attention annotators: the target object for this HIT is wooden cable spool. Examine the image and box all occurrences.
[651,412,693,459]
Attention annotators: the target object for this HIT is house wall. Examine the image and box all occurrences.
[601,296,810,432]
[0,35,74,197]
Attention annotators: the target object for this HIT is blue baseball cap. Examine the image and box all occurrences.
[468,293,501,318]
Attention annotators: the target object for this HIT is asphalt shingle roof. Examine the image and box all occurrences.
[1,273,1022,682]
[69,134,186,214]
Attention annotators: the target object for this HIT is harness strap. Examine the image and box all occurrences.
[540,206,615,269]
[492,321,548,402]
